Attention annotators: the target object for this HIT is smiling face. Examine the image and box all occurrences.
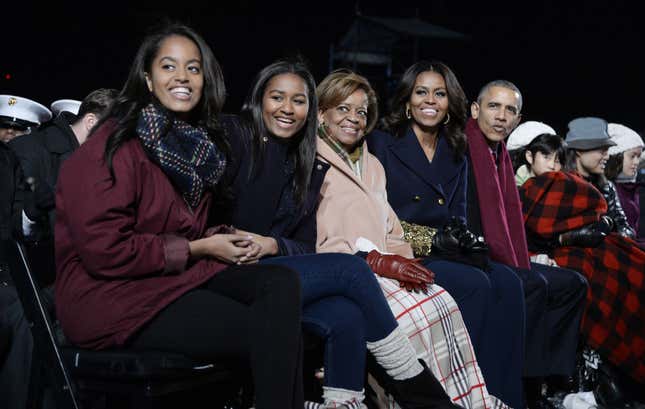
[622,146,643,177]
[261,73,309,139]
[319,89,369,152]
[576,147,610,176]
[407,70,449,134]
[526,150,562,176]
[471,86,522,145]
[145,35,203,119]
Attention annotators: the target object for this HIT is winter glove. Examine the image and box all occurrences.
[429,218,490,270]
[558,220,609,248]
[595,215,614,235]
[456,229,488,253]
[23,178,55,221]
[434,217,488,254]
[431,221,461,256]
[366,250,434,293]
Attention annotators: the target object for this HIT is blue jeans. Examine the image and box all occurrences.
[261,253,398,391]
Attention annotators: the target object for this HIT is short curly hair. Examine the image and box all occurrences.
[316,69,379,134]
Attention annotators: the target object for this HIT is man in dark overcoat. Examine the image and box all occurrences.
[465,80,588,407]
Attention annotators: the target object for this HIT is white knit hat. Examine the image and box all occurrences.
[607,123,644,156]
[506,121,556,151]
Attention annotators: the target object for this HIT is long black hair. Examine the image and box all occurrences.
[238,59,318,206]
[380,61,468,159]
[100,23,228,181]
[510,133,567,172]
[565,148,609,188]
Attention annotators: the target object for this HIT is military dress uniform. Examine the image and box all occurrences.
[0,95,52,409]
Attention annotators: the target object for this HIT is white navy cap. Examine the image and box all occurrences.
[607,123,644,156]
[51,99,81,116]
[0,95,52,127]
[506,121,557,151]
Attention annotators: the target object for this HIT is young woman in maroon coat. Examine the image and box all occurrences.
[54,24,304,408]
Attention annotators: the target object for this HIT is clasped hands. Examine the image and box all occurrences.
[190,227,277,265]
[366,250,434,294]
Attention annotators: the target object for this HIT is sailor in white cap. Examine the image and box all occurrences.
[0,95,52,143]
[2,89,110,409]
[51,99,82,116]
[9,88,118,238]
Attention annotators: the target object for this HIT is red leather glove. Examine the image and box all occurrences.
[366,250,434,293]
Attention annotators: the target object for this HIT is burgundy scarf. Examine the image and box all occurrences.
[466,118,530,269]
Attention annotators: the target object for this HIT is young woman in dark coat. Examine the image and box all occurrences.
[54,24,305,408]
[366,61,526,409]
[212,60,460,409]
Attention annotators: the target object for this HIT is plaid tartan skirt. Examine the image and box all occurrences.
[372,276,510,409]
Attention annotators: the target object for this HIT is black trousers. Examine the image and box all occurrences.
[512,262,588,377]
[0,285,32,409]
[131,264,303,409]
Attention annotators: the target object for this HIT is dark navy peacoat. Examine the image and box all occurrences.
[366,127,467,228]
[213,115,328,256]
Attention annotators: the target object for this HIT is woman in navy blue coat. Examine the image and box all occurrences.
[212,60,459,409]
[367,61,526,409]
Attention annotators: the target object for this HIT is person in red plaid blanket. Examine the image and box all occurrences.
[507,124,566,267]
[465,81,588,408]
[516,117,645,407]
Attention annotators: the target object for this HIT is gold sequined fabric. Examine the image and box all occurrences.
[400,221,437,257]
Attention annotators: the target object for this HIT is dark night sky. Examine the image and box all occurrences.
[3,2,643,134]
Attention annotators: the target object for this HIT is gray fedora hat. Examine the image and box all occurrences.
[565,117,616,150]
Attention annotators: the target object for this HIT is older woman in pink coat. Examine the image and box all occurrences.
[315,69,508,409]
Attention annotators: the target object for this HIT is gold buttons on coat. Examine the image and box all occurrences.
[437,198,445,205]
[413,195,421,202]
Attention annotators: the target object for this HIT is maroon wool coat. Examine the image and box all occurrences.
[54,120,227,350]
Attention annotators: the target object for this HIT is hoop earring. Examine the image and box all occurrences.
[406,108,411,119]
[443,112,451,125]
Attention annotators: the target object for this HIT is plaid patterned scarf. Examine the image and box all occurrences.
[318,125,363,177]
[136,103,226,208]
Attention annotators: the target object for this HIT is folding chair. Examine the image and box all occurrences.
[1,238,247,409]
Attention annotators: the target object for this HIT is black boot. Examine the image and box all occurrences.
[594,362,628,409]
[387,360,462,409]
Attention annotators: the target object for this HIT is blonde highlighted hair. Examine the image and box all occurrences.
[316,69,379,134]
